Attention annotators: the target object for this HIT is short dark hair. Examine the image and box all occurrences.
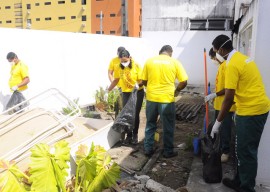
[159,45,173,54]
[117,46,125,56]
[7,52,17,60]
[119,49,130,58]
[209,48,216,58]
[212,34,233,50]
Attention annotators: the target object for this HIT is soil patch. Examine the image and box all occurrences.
[99,94,205,190]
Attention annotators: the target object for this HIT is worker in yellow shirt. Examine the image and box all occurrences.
[140,45,188,158]
[108,49,144,145]
[5,52,30,111]
[7,52,30,93]
[205,48,236,163]
[107,46,125,118]
[211,35,270,192]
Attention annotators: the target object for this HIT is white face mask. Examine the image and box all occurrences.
[215,39,231,63]
[211,59,220,66]
[215,53,225,63]
[9,61,15,66]
[121,61,130,67]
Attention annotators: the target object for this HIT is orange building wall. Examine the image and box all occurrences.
[91,0,141,37]
[91,0,121,35]
[127,0,141,37]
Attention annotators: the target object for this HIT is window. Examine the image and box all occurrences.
[110,31,115,34]
[5,6,11,9]
[35,3,40,6]
[71,0,76,2]
[82,15,86,21]
[36,18,40,21]
[27,19,31,24]
[14,3,22,8]
[15,18,23,23]
[96,31,104,34]
[71,16,76,19]
[45,2,51,5]
[27,4,31,9]
[15,12,22,16]
[96,14,104,18]
[0,21,2,24]
[45,17,52,21]
[58,1,65,4]
[110,13,115,17]
[59,16,65,20]
[82,0,86,5]
[6,20,12,23]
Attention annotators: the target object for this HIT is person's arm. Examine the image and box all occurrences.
[12,77,30,91]
[139,80,147,87]
[175,80,187,96]
[217,89,235,121]
[108,70,114,83]
[108,78,120,91]
[216,89,225,96]
[211,88,235,137]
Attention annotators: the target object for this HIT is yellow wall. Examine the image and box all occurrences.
[0,0,91,33]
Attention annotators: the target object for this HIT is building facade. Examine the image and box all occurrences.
[91,0,141,37]
[0,0,141,36]
[0,0,91,33]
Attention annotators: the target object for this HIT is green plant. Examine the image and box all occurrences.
[29,140,70,192]
[0,140,70,192]
[74,143,120,192]
[0,160,29,192]
[95,87,120,112]
[62,98,80,116]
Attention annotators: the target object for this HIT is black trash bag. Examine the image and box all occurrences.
[5,91,29,114]
[201,122,222,183]
[111,89,137,133]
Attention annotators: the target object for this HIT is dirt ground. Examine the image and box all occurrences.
[98,93,205,190]
[142,94,205,190]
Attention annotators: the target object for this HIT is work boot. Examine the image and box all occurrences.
[222,178,241,192]
[163,151,178,158]
[144,149,154,157]
[131,134,138,145]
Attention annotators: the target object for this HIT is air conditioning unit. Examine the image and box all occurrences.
[82,6,85,11]
[81,23,86,27]
[27,11,30,14]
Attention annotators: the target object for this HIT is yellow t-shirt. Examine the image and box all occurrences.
[142,55,188,103]
[108,57,123,88]
[214,62,236,111]
[114,61,143,92]
[9,61,29,91]
[225,51,270,115]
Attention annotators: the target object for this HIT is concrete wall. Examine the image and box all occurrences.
[234,0,270,187]
[142,0,234,31]
[142,30,231,86]
[0,28,155,110]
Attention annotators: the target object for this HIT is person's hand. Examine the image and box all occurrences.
[134,83,139,90]
[174,89,180,97]
[210,120,221,138]
[11,85,18,91]
[205,93,217,103]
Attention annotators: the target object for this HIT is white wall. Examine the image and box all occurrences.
[235,0,270,187]
[142,31,231,86]
[251,0,270,187]
[0,28,155,110]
